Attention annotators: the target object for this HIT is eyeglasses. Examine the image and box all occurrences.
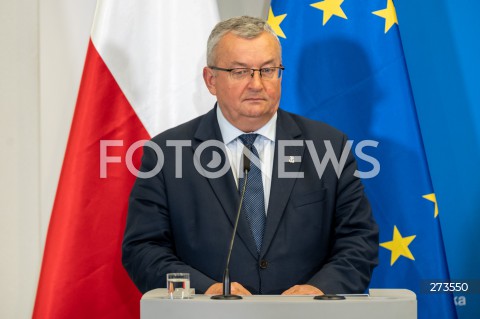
[209,65,285,80]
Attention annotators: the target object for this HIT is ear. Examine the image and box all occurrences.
[203,67,217,95]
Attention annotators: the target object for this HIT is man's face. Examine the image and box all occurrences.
[203,31,282,132]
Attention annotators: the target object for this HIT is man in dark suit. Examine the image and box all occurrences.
[122,16,378,296]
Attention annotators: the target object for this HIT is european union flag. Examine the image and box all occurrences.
[269,1,457,318]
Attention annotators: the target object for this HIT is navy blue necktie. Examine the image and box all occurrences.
[238,134,266,254]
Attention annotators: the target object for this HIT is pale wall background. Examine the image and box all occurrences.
[0,1,268,317]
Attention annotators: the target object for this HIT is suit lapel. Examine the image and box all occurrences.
[261,110,305,257]
[193,107,259,258]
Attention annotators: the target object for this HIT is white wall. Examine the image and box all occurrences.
[1,1,40,318]
[0,0,268,317]
[1,0,98,317]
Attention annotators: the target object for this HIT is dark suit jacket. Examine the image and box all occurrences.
[122,107,378,295]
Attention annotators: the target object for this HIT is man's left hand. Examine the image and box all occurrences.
[281,285,324,295]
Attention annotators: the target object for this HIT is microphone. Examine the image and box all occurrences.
[211,147,251,300]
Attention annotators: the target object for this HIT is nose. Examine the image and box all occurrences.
[247,70,263,90]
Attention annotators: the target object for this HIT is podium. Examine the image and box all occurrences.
[141,289,417,319]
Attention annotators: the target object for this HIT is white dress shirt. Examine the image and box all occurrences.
[216,106,276,214]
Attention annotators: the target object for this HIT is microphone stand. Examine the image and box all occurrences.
[211,151,250,300]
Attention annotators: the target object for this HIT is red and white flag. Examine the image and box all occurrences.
[33,1,219,317]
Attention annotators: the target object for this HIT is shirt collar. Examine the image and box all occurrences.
[216,105,277,145]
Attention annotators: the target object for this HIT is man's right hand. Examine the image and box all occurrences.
[204,282,252,295]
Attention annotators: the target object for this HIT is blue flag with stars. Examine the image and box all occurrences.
[268,1,457,318]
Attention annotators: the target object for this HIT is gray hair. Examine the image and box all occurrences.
[206,16,282,66]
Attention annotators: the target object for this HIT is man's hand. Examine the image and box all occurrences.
[281,284,324,295]
[205,282,252,295]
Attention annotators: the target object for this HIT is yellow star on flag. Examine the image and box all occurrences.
[380,226,416,266]
[267,7,287,39]
[372,0,399,33]
[311,0,347,26]
[423,193,439,218]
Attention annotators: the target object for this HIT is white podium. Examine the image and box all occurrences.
[141,289,417,319]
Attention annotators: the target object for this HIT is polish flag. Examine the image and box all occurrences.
[33,1,219,318]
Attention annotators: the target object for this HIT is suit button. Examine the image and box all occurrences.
[259,259,268,269]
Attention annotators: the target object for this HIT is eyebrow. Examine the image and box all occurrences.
[229,59,276,68]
